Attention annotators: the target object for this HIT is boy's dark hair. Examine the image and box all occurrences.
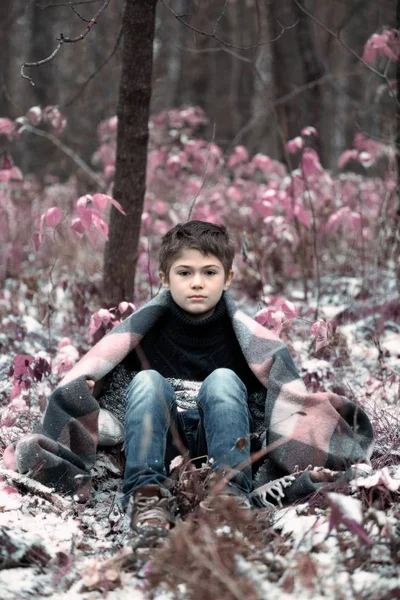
[159,220,235,280]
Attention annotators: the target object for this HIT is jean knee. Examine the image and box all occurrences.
[126,370,174,409]
[200,368,247,407]
[206,368,246,390]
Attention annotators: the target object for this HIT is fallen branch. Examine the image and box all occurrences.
[0,466,72,511]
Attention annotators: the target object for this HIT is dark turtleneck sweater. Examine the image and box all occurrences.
[129,292,263,395]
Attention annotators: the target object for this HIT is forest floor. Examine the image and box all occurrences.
[0,270,399,600]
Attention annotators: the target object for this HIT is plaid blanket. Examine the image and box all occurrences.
[3,290,374,503]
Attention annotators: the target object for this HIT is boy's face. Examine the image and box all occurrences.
[159,248,234,321]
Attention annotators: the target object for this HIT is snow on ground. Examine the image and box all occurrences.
[0,272,399,599]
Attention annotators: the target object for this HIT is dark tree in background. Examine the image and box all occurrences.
[103,0,158,306]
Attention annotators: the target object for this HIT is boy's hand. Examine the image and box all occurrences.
[86,379,95,392]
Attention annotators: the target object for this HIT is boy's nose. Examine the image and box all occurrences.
[192,274,204,287]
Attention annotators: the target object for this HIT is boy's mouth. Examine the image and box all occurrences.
[189,295,206,300]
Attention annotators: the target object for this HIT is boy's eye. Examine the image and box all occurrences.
[177,271,217,276]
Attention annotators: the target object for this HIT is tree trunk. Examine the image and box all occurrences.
[0,1,12,117]
[103,0,157,306]
[397,0,400,216]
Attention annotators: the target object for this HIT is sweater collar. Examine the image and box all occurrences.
[165,291,227,339]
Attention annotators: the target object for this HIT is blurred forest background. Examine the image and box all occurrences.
[0,0,398,308]
[1,0,395,171]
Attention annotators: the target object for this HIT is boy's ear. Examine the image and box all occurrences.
[159,271,169,288]
[224,269,234,290]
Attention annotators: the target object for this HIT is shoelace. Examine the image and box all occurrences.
[135,494,173,526]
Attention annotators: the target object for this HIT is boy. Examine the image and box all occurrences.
[119,221,262,528]
[4,221,374,530]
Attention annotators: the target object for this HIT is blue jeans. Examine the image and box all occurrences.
[122,368,253,508]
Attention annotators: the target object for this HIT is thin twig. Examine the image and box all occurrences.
[70,4,91,22]
[21,42,63,85]
[63,20,123,108]
[21,0,111,85]
[37,0,103,9]
[212,0,229,36]
[186,122,216,221]
[300,150,321,320]
[162,0,298,51]
[21,123,106,189]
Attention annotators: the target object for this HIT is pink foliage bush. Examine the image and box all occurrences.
[362,28,400,64]
[0,105,395,346]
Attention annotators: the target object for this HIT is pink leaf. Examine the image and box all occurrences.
[254,307,273,327]
[301,148,322,177]
[301,126,318,138]
[71,218,86,237]
[286,136,304,154]
[44,207,62,229]
[338,149,359,169]
[166,154,183,176]
[54,342,79,376]
[0,118,17,141]
[153,219,169,235]
[9,166,23,181]
[32,232,42,251]
[359,151,373,168]
[227,146,249,169]
[80,208,93,230]
[91,213,109,238]
[294,202,311,228]
[12,354,35,377]
[349,211,361,231]
[26,106,42,126]
[153,201,167,216]
[0,170,12,183]
[42,106,67,134]
[254,308,285,336]
[252,153,272,172]
[76,194,92,215]
[254,199,273,219]
[104,164,115,179]
[88,312,102,337]
[275,298,298,319]
[226,186,243,203]
[58,337,74,348]
[327,493,372,545]
[311,319,333,352]
[118,301,136,315]
[362,31,399,65]
[91,193,108,212]
[1,154,13,170]
[92,193,126,216]
[88,308,114,338]
[325,207,351,233]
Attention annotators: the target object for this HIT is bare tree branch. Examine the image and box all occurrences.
[21,42,63,85]
[63,19,123,108]
[37,0,103,9]
[22,123,106,189]
[161,0,298,51]
[21,0,111,85]
[211,0,229,36]
[70,4,91,22]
